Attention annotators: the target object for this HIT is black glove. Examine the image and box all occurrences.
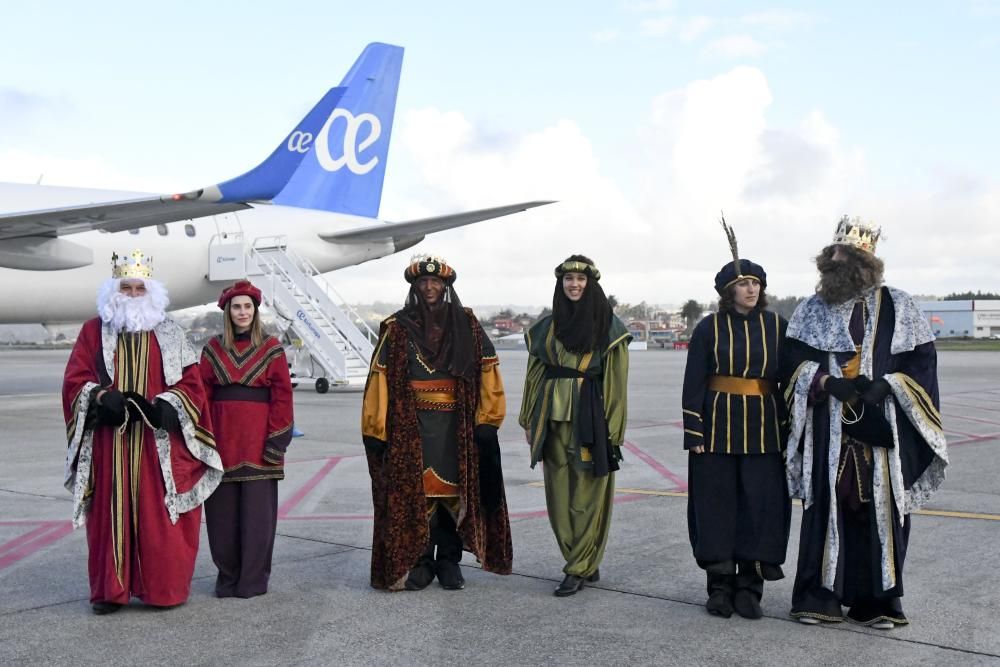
[824,376,859,403]
[96,389,126,425]
[156,400,180,432]
[474,425,503,512]
[861,378,892,406]
[123,392,162,429]
[852,375,872,395]
[843,407,894,448]
[363,436,387,458]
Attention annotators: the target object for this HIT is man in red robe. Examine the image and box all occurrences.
[62,249,222,615]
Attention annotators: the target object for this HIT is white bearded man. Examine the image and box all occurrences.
[782,218,948,629]
[62,250,222,615]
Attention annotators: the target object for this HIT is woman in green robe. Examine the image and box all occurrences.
[519,255,631,597]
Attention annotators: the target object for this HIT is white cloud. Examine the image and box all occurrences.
[703,34,767,58]
[0,148,176,192]
[335,109,648,307]
[740,10,817,30]
[623,0,676,13]
[592,28,621,44]
[639,16,675,36]
[678,16,714,42]
[339,67,877,307]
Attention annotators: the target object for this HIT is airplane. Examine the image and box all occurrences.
[0,42,552,324]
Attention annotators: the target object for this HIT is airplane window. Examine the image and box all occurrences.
[157,224,168,236]
[184,224,196,237]
[129,229,140,235]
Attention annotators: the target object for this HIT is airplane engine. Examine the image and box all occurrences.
[0,236,94,270]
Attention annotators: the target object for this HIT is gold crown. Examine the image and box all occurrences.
[832,215,881,254]
[111,249,153,279]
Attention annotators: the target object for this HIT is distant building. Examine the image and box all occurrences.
[920,300,1000,338]
[493,318,523,334]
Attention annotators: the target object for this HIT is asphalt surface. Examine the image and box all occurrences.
[1,346,998,665]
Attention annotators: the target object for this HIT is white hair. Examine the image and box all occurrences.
[96,278,170,332]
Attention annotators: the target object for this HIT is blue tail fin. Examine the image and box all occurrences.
[272,42,404,218]
[214,87,347,203]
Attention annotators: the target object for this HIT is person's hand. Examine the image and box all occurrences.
[823,376,858,403]
[155,400,180,432]
[96,389,126,425]
[861,378,892,405]
[852,375,872,395]
[690,445,705,454]
[124,392,161,428]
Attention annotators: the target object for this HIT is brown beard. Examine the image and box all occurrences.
[815,245,884,305]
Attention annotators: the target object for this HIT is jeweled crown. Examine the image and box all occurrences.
[832,215,881,254]
[111,249,153,279]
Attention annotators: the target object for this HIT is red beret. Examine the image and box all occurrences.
[217,280,262,310]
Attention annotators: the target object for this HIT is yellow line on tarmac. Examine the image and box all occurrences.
[912,508,1000,522]
[615,486,689,498]
[526,482,1000,521]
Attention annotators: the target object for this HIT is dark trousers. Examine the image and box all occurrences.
[688,452,790,567]
[430,504,462,565]
[205,479,279,598]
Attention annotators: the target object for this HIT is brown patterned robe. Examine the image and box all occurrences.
[362,310,512,590]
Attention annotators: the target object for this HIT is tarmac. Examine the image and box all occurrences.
[1,346,999,665]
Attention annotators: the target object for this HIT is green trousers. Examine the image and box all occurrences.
[542,421,616,577]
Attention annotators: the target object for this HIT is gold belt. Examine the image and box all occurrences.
[707,376,775,396]
[410,379,457,411]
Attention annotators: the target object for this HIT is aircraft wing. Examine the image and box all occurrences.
[0,84,350,242]
[0,194,250,241]
[319,200,555,244]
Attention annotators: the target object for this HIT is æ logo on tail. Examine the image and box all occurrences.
[285,108,383,175]
[315,108,382,175]
[287,131,314,154]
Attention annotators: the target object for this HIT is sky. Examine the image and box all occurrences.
[1,1,998,309]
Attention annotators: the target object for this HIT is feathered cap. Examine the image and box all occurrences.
[217,280,262,309]
[404,254,456,284]
[714,213,767,293]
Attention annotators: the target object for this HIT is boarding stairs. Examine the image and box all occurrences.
[239,237,376,391]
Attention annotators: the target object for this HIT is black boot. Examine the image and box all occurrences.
[705,571,734,618]
[433,508,465,590]
[404,542,436,591]
[554,574,585,597]
[732,561,764,619]
[91,601,123,615]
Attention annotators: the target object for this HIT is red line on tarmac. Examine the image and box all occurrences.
[0,521,73,570]
[622,441,687,491]
[943,426,991,439]
[941,400,1000,416]
[0,524,53,556]
[0,519,67,527]
[947,433,1000,447]
[628,420,683,431]
[285,453,365,464]
[277,456,343,519]
[942,412,1000,428]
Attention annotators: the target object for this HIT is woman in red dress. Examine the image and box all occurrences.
[200,281,294,598]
